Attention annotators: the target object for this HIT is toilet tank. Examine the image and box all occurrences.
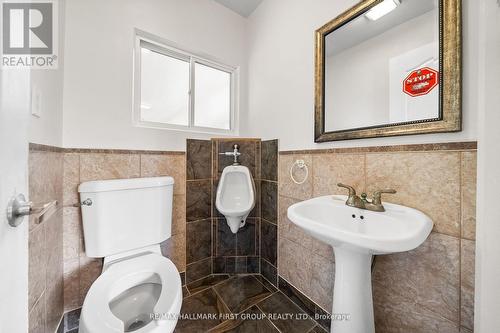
[78,177,174,258]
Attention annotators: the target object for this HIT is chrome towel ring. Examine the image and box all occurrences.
[290,159,309,185]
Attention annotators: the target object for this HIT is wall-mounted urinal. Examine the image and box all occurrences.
[216,145,256,234]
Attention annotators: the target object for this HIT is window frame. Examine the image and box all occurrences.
[133,30,238,135]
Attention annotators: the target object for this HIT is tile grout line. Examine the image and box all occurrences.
[255,288,319,332]
[255,303,284,333]
[210,284,233,315]
[278,275,331,315]
[278,289,320,331]
[184,275,231,297]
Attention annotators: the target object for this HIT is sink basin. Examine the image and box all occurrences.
[287,195,433,333]
[287,195,433,255]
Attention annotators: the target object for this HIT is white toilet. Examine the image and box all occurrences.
[77,177,182,333]
[216,165,256,233]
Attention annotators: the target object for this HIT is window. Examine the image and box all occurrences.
[134,32,237,133]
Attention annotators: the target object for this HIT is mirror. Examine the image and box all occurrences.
[315,0,461,142]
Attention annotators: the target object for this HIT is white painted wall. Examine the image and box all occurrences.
[475,0,500,332]
[245,0,479,150]
[62,0,248,151]
[29,0,65,147]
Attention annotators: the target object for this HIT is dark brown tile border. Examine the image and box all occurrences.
[29,142,185,155]
[31,141,476,155]
[278,276,331,331]
[261,258,277,287]
[63,148,185,155]
[279,141,477,155]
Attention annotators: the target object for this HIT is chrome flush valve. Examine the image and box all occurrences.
[219,144,241,165]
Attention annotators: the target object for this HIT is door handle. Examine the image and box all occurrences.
[6,193,58,227]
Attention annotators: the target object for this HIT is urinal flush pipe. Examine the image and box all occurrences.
[219,144,241,165]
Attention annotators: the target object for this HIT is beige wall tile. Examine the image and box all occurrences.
[415,233,460,322]
[161,233,186,272]
[63,207,82,260]
[79,256,103,304]
[29,151,63,230]
[310,254,334,312]
[278,173,336,311]
[278,237,312,294]
[28,295,46,333]
[373,250,418,301]
[278,196,314,250]
[366,152,461,237]
[312,239,334,262]
[45,282,63,333]
[45,210,63,294]
[374,232,460,324]
[278,195,334,261]
[374,285,460,333]
[279,154,313,200]
[63,153,80,206]
[140,154,186,195]
[28,149,65,332]
[79,153,140,182]
[29,151,64,203]
[29,225,46,311]
[312,153,365,197]
[460,239,475,330]
[63,258,80,312]
[172,195,186,236]
[461,152,477,240]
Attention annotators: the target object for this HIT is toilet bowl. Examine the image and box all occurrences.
[216,165,255,233]
[77,177,182,333]
[79,250,182,333]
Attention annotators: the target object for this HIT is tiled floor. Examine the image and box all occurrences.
[177,274,328,333]
[57,274,329,333]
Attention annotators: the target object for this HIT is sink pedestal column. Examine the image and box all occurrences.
[331,247,374,333]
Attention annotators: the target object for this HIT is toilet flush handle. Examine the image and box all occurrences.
[74,198,93,207]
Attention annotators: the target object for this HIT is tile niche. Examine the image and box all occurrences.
[185,138,279,283]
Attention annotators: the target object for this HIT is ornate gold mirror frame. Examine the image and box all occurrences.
[314,0,462,142]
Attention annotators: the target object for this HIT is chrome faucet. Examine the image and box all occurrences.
[219,144,241,165]
[337,183,396,212]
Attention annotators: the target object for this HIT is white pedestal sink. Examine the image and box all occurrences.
[287,195,433,333]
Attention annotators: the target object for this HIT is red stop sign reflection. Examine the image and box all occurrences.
[403,67,439,97]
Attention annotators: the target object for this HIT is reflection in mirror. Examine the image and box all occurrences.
[324,0,440,132]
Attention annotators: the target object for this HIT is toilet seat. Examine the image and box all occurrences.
[80,253,182,333]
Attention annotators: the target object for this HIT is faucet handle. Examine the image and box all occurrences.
[337,183,356,196]
[372,189,396,204]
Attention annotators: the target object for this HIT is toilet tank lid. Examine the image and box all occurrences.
[78,177,174,193]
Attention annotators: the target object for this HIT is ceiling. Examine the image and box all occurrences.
[213,0,264,17]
